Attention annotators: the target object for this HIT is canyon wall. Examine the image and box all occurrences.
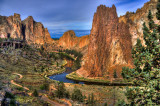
[119,0,159,46]
[0,13,53,45]
[78,5,132,77]
[58,30,89,49]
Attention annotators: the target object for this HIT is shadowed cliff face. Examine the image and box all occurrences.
[80,5,132,77]
[119,0,159,46]
[58,30,89,49]
[0,13,53,45]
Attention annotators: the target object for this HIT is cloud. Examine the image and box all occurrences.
[0,0,150,37]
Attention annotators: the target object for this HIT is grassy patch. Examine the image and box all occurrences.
[66,72,132,85]
[66,72,110,83]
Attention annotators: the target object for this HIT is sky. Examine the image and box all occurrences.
[0,0,149,38]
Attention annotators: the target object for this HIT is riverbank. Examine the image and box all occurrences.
[66,72,133,86]
[44,60,68,79]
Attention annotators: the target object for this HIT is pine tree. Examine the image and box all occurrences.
[157,0,160,32]
[148,10,155,30]
[121,4,160,105]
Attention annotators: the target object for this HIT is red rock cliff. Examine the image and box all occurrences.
[58,30,89,49]
[0,13,53,45]
[0,13,23,39]
[79,5,132,77]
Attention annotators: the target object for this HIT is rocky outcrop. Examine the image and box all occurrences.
[0,13,53,45]
[119,0,159,46]
[78,5,133,77]
[22,16,53,44]
[58,30,89,49]
[0,13,23,39]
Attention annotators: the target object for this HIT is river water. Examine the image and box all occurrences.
[49,67,84,84]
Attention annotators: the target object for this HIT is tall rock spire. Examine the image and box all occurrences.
[81,5,132,77]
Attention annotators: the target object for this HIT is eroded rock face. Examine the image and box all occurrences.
[0,13,53,45]
[58,30,89,49]
[80,5,132,77]
[0,13,23,39]
[22,16,53,44]
[119,0,159,46]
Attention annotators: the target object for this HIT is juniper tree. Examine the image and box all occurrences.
[33,89,39,97]
[156,0,160,20]
[157,0,160,32]
[55,82,66,99]
[121,6,160,105]
[148,10,155,30]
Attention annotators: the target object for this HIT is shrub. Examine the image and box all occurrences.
[40,83,49,91]
[71,88,84,102]
[32,89,39,97]
[55,82,66,99]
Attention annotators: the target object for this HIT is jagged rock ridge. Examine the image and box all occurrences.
[0,13,53,44]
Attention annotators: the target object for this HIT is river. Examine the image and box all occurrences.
[49,67,84,84]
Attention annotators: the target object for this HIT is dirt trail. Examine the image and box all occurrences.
[11,73,29,90]
[11,73,70,106]
[42,95,66,106]
[61,99,72,106]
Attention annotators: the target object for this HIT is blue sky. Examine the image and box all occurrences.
[0,0,149,37]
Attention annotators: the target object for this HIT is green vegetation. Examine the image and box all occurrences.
[16,87,24,91]
[148,10,155,29]
[62,49,83,58]
[66,72,130,85]
[122,3,160,105]
[55,82,66,98]
[1,91,16,106]
[113,69,118,78]
[32,89,39,97]
[157,0,160,20]
[87,93,96,105]
[57,52,75,61]
[40,83,49,91]
[71,88,84,102]
[157,0,160,32]
[59,49,83,70]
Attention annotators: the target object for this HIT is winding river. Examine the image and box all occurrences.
[49,60,132,86]
[49,67,84,84]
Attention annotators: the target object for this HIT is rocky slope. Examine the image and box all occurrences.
[119,0,159,46]
[58,30,89,49]
[0,13,53,45]
[78,5,133,77]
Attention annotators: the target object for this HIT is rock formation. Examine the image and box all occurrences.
[58,30,89,49]
[0,13,53,45]
[119,0,159,46]
[78,5,133,77]
[78,0,159,78]
[0,13,23,39]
